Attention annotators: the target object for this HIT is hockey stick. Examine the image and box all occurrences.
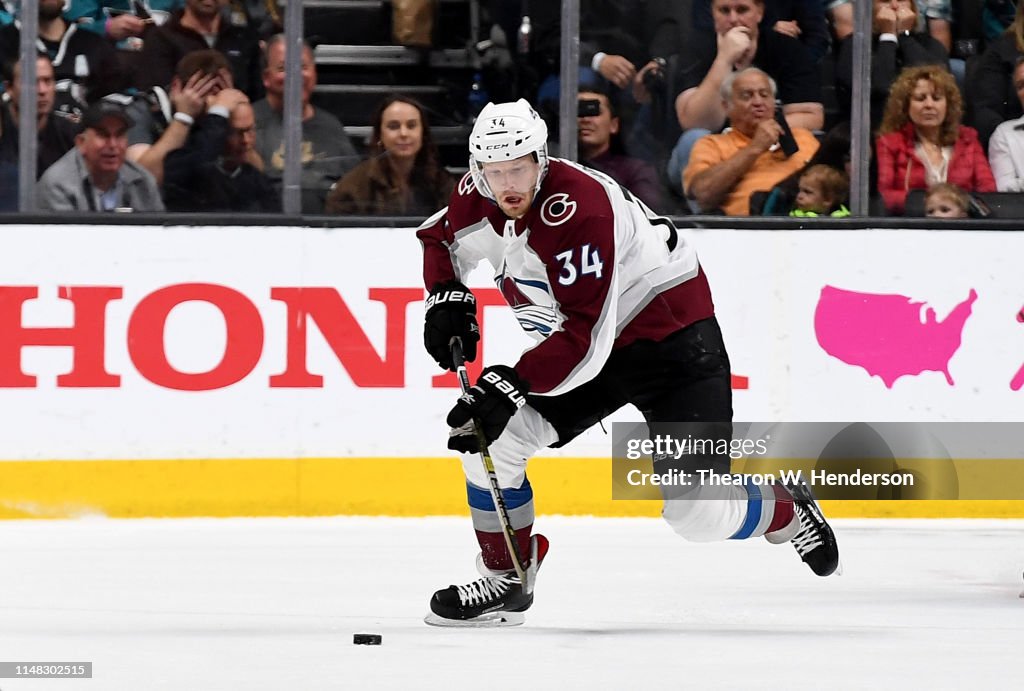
[450,338,535,593]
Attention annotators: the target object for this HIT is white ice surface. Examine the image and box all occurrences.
[0,517,1021,690]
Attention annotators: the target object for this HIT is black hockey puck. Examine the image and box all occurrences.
[353,633,382,645]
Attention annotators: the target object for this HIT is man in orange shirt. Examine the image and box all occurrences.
[684,67,818,215]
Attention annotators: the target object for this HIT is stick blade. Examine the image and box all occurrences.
[423,611,526,628]
[523,534,540,595]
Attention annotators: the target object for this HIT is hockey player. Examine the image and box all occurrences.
[417,99,839,626]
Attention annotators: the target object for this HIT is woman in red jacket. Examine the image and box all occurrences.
[876,65,996,215]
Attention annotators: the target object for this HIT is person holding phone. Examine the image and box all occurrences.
[577,89,665,211]
[67,0,179,46]
[666,0,823,191]
[684,67,818,215]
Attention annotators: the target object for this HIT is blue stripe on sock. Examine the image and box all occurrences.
[729,480,762,540]
[466,478,533,512]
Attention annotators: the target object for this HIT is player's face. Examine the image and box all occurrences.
[263,43,316,105]
[481,155,540,219]
[795,178,830,213]
[712,0,763,34]
[379,101,423,163]
[907,79,947,131]
[925,194,966,218]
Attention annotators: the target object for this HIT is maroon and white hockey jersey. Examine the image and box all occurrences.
[417,159,715,396]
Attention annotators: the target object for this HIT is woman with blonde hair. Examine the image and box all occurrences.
[326,95,453,215]
[876,65,995,215]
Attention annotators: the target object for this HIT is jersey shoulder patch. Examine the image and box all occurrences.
[457,171,475,196]
[539,193,578,226]
[536,160,614,231]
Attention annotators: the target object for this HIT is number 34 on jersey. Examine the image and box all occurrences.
[555,244,604,286]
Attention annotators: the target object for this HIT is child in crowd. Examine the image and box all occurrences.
[789,164,851,217]
[924,183,970,218]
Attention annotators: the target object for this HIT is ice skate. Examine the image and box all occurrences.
[424,534,548,628]
[767,479,840,577]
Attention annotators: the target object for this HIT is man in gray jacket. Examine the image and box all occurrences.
[38,102,164,212]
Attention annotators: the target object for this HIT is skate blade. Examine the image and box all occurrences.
[423,611,525,628]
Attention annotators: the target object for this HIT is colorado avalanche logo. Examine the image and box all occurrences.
[496,262,557,335]
[457,171,475,196]
[540,193,577,226]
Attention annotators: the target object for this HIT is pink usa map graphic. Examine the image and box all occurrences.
[814,287,1024,390]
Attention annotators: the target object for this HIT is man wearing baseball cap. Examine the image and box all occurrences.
[38,101,164,212]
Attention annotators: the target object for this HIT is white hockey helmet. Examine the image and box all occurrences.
[468,98,549,201]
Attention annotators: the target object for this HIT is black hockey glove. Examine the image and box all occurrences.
[424,280,480,371]
[446,365,529,453]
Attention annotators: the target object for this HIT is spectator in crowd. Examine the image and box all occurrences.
[691,0,831,62]
[917,0,953,51]
[630,0,686,104]
[113,48,230,184]
[529,0,685,157]
[913,0,973,88]
[252,34,359,214]
[789,164,851,217]
[0,0,124,121]
[530,1,652,108]
[0,55,77,174]
[163,88,279,211]
[953,0,1018,59]
[683,67,819,215]
[835,0,948,130]
[983,0,1018,44]
[577,89,664,211]
[37,100,163,211]
[667,0,823,191]
[326,95,453,216]
[988,56,1024,190]
[970,1,1024,147]
[66,0,182,46]
[876,65,995,215]
[66,0,183,84]
[0,1,14,28]
[758,121,856,215]
[229,0,283,39]
[826,1,854,42]
[139,0,263,100]
[924,181,969,216]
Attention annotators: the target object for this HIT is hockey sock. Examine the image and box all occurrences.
[729,479,795,539]
[466,478,534,571]
[475,526,534,572]
[765,483,795,534]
